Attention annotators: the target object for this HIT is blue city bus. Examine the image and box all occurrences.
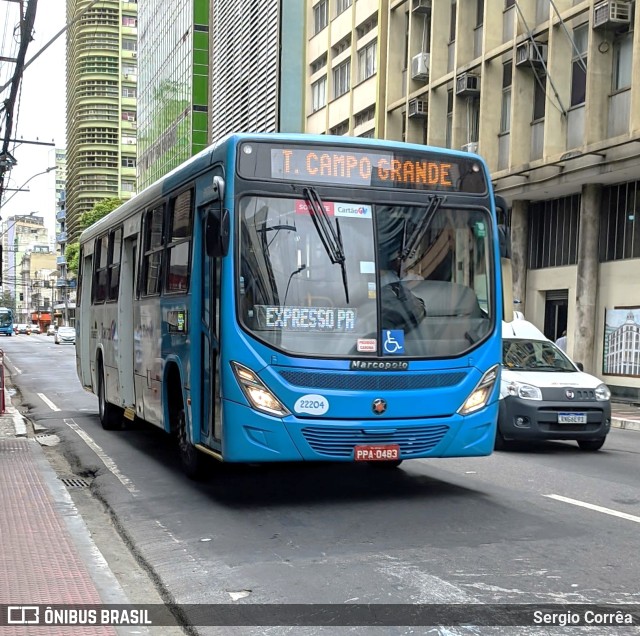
[76,133,507,477]
[0,307,14,336]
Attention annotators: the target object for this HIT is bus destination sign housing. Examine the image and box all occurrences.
[237,142,487,194]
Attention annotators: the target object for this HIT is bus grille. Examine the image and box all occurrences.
[301,425,450,458]
[279,371,465,391]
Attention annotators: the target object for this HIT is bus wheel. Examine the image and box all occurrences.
[176,408,205,480]
[98,367,122,430]
[367,460,403,469]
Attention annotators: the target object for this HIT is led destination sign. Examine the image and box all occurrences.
[237,143,486,193]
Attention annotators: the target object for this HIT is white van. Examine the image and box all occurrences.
[499,319,611,451]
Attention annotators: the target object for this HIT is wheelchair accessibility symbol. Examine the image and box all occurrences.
[382,330,404,355]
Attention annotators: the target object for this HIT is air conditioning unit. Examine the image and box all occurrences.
[515,41,548,68]
[412,0,432,14]
[411,53,430,81]
[408,98,428,118]
[461,142,479,154]
[455,73,480,96]
[593,0,631,29]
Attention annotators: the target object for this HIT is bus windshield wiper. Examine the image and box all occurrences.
[400,194,446,261]
[303,186,349,303]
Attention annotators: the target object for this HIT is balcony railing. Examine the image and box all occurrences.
[56,231,68,243]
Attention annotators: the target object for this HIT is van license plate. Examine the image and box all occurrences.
[558,412,587,424]
[354,445,400,461]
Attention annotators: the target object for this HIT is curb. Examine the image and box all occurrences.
[611,417,640,432]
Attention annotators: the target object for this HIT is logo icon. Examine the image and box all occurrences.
[372,398,387,414]
[565,390,575,399]
[8,606,40,624]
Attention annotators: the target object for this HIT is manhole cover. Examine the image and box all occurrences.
[59,477,89,489]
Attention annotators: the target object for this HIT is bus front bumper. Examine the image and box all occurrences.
[220,400,498,462]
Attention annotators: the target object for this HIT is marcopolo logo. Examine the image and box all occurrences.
[350,360,409,371]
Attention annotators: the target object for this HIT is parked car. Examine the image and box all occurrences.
[54,326,76,345]
[16,324,31,335]
[498,319,611,451]
[47,324,57,336]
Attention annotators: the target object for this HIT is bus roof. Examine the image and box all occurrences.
[79,133,491,245]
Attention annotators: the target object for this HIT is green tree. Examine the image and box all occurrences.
[66,198,125,276]
[0,290,16,311]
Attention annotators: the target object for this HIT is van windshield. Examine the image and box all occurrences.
[503,339,576,372]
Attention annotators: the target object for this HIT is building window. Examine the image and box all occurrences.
[311,76,327,112]
[570,24,588,107]
[358,41,377,82]
[121,157,136,168]
[358,130,374,138]
[122,86,137,98]
[599,181,640,262]
[336,0,352,16]
[330,120,349,136]
[333,60,350,98]
[528,195,580,269]
[313,0,328,35]
[449,1,457,42]
[354,106,375,127]
[505,0,515,7]
[356,14,378,38]
[121,110,136,122]
[332,35,351,57]
[476,0,484,26]
[122,16,137,27]
[310,54,327,74]
[533,74,546,122]
[122,38,137,51]
[500,60,512,133]
[613,32,632,92]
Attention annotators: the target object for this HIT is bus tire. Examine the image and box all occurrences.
[98,366,123,430]
[176,408,206,480]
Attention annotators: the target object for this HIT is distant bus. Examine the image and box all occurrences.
[76,133,507,477]
[0,307,14,336]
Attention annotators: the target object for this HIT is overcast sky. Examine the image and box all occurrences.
[1,0,66,238]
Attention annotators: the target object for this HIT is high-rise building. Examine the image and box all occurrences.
[65,0,138,242]
[305,0,640,400]
[136,0,305,190]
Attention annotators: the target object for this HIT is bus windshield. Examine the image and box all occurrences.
[238,195,493,358]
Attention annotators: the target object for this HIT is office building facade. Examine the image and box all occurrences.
[306,0,640,399]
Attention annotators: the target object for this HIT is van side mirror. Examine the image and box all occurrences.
[494,196,511,259]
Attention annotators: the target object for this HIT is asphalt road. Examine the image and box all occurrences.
[3,334,640,635]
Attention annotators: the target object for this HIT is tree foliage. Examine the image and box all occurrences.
[66,198,125,277]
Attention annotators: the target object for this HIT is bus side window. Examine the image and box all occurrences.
[107,227,122,302]
[93,235,109,303]
[141,204,165,296]
[166,190,193,293]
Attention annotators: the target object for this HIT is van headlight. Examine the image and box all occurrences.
[595,383,611,401]
[231,362,290,417]
[458,364,500,415]
[506,381,542,401]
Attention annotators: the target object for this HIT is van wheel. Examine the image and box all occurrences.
[495,428,512,451]
[176,408,206,479]
[98,366,123,430]
[578,438,606,451]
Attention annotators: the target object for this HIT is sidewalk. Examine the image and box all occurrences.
[610,401,640,431]
[0,393,130,635]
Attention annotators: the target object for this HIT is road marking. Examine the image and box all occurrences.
[545,494,640,524]
[38,393,61,411]
[65,418,138,495]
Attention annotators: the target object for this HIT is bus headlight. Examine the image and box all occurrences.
[458,364,500,415]
[595,383,611,401]
[231,362,290,417]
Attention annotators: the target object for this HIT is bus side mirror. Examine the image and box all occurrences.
[205,207,230,258]
[495,195,511,259]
